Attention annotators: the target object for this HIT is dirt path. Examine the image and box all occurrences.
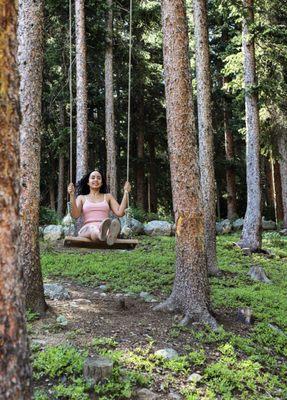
[32,279,186,351]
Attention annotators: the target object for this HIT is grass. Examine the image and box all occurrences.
[38,233,287,399]
[41,236,175,294]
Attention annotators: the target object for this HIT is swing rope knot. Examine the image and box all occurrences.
[62,202,74,226]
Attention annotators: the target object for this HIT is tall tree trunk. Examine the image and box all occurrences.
[278,132,287,227]
[156,0,216,328]
[136,92,145,209]
[75,0,88,182]
[49,176,56,210]
[223,82,237,220]
[238,0,261,250]
[273,160,284,223]
[105,0,117,197]
[193,0,219,276]
[148,133,158,213]
[265,158,275,219]
[216,184,221,220]
[18,0,47,314]
[0,2,31,397]
[57,104,66,218]
[221,27,237,220]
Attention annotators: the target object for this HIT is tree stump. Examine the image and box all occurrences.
[83,356,113,384]
[237,307,254,324]
[248,265,271,284]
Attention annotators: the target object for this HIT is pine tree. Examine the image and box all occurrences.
[105,0,117,197]
[18,0,47,314]
[278,132,287,227]
[155,0,217,328]
[193,0,220,275]
[237,0,262,250]
[0,1,31,396]
[75,0,88,182]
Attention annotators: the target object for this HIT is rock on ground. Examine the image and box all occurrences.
[63,224,76,237]
[248,265,272,284]
[262,217,276,230]
[216,219,232,234]
[154,348,178,360]
[136,388,159,400]
[139,292,157,303]
[120,217,144,234]
[168,392,182,399]
[44,283,70,300]
[39,226,44,238]
[232,218,244,231]
[43,225,63,241]
[144,221,172,236]
[171,223,176,236]
[187,373,203,383]
[121,225,133,238]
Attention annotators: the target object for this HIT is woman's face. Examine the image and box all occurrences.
[88,170,102,190]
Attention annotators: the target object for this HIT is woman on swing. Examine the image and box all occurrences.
[68,170,131,245]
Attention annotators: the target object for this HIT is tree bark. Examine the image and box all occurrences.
[221,27,237,220]
[156,0,216,328]
[0,2,32,397]
[105,0,117,197]
[57,104,66,218]
[75,0,88,182]
[278,132,287,227]
[264,158,275,219]
[136,92,145,210]
[193,0,219,276]
[223,83,237,220]
[273,160,284,223]
[49,177,56,210]
[18,0,47,314]
[238,0,262,250]
[148,133,158,213]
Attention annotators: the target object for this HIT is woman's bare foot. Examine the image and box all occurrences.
[107,219,121,245]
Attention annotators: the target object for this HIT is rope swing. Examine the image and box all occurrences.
[62,0,74,227]
[69,0,73,185]
[63,0,137,248]
[66,0,133,197]
[124,0,133,230]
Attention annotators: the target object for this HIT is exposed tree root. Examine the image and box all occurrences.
[179,311,218,330]
[234,240,249,250]
[154,297,218,330]
[234,241,269,255]
[153,297,179,313]
[208,268,222,277]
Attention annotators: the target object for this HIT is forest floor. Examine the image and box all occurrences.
[31,233,287,400]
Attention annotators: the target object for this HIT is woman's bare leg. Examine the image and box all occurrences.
[78,226,100,242]
[90,226,100,242]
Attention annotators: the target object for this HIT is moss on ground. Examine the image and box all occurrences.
[38,233,287,399]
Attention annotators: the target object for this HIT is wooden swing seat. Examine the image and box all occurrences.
[64,236,138,250]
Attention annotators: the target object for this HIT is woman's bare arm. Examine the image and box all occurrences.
[108,181,131,217]
[68,183,83,218]
[108,192,129,217]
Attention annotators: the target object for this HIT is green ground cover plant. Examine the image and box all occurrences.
[39,233,287,399]
[32,338,285,399]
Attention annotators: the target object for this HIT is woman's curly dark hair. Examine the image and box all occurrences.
[76,169,108,195]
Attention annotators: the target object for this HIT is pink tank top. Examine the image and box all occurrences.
[82,195,110,225]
